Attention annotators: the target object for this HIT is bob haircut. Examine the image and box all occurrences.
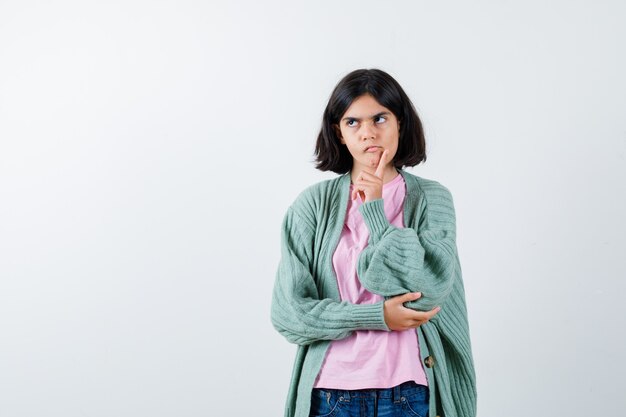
[314,68,427,174]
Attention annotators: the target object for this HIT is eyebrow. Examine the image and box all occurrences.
[341,111,391,122]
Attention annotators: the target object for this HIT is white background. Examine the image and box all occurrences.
[1,1,625,416]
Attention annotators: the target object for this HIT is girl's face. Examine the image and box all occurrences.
[334,94,400,174]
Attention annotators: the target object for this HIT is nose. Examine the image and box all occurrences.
[360,120,376,140]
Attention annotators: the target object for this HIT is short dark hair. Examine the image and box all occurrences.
[314,68,427,174]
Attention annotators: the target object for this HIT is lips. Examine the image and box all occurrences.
[365,146,381,152]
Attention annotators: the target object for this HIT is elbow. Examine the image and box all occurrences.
[270,309,312,346]
[274,322,314,346]
[270,309,289,340]
[279,328,314,346]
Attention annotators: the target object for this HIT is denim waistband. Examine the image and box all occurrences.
[312,380,427,403]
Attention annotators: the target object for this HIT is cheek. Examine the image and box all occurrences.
[340,130,352,145]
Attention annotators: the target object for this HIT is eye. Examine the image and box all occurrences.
[346,119,358,127]
[375,115,387,123]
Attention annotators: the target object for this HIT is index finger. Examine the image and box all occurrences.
[374,148,388,178]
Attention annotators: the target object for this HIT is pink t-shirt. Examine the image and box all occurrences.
[313,172,428,389]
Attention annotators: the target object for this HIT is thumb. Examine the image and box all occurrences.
[401,292,421,302]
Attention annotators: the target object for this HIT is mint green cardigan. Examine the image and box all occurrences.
[270,169,477,417]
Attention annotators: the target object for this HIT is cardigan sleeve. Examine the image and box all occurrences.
[355,184,459,312]
[270,205,390,346]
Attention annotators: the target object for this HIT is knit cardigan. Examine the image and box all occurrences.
[270,168,477,417]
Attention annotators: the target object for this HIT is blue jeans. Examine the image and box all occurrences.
[309,380,429,417]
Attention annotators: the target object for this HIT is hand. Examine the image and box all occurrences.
[383,292,441,331]
[351,149,389,203]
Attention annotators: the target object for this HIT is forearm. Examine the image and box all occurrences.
[270,290,389,345]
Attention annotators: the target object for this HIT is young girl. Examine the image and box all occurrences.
[271,69,477,417]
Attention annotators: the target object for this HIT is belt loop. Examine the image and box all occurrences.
[341,389,351,403]
[393,383,402,403]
